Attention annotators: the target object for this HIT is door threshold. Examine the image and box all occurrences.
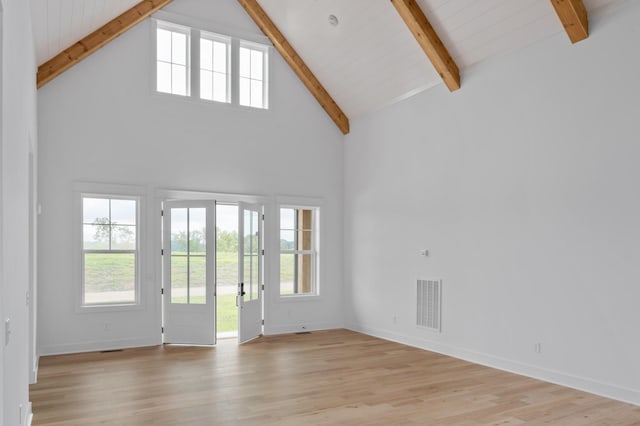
[217,331,238,340]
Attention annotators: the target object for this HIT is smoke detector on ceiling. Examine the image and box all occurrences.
[328,14,339,26]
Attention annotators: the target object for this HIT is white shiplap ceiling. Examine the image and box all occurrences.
[257,0,623,118]
[31,0,140,65]
[31,0,625,119]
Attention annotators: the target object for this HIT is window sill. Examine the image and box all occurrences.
[76,303,144,314]
[277,294,321,303]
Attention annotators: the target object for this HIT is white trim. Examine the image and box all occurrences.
[264,322,343,336]
[39,337,161,357]
[199,31,232,104]
[276,196,324,299]
[26,402,33,426]
[276,195,325,208]
[152,10,271,46]
[155,20,191,97]
[238,40,269,110]
[157,188,267,205]
[346,322,640,407]
[29,355,39,385]
[152,16,271,109]
[156,19,190,34]
[73,183,148,313]
[156,188,271,339]
[276,293,326,303]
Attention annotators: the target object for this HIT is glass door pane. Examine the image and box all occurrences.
[170,207,206,304]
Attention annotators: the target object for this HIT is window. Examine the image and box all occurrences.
[239,42,268,109]
[82,196,138,305]
[156,23,190,96]
[199,33,230,103]
[280,207,318,296]
[155,20,269,109]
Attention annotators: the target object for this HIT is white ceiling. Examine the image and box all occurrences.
[258,0,623,118]
[31,0,625,119]
[31,0,140,65]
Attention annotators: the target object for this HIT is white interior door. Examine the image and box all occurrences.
[163,200,216,345]
[238,203,263,343]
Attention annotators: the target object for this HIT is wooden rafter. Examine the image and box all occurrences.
[237,0,350,135]
[391,0,460,92]
[37,0,172,88]
[550,0,589,44]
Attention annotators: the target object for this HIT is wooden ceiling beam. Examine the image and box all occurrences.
[550,0,589,44]
[37,0,172,88]
[391,0,460,92]
[237,0,350,135]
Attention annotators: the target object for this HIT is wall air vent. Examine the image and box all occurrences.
[417,279,442,332]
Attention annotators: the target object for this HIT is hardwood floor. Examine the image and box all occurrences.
[30,330,640,425]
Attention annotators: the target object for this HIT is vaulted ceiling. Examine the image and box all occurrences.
[31,0,626,129]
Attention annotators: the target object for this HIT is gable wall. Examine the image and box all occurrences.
[37,0,344,355]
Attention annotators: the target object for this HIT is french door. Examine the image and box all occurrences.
[238,203,263,343]
[162,200,216,345]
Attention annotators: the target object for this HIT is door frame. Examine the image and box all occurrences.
[156,189,268,344]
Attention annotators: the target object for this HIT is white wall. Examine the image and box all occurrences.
[1,0,38,423]
[37,0,344,355]
[344,2,640,405]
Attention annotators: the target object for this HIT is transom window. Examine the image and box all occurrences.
[280,207,319,296]
[156,23,190,96]
[82,196,138,305]
[155,19,269,109]
[200,33,230,103]
[239,42,268,109]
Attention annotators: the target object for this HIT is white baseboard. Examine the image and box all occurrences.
[346,322,640,407]
[39,336,161,356]
[30,356,39,384]
[264,321,343,336]
[25,402,33,426]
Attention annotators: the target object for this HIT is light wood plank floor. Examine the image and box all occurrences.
[30,329,640,425]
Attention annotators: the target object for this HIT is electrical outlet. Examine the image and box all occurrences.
[534,343,542,354]
[393,315,397,324]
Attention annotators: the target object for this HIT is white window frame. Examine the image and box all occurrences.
[239,40,269,110]
[153,18,270,109]
[278,202,321,298]
[74,183,146,312]
[199,31,231,104]
[156,21,191,97]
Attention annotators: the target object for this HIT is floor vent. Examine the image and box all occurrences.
[417,279,442,332]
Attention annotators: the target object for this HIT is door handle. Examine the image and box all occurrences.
[239,282,246,297]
